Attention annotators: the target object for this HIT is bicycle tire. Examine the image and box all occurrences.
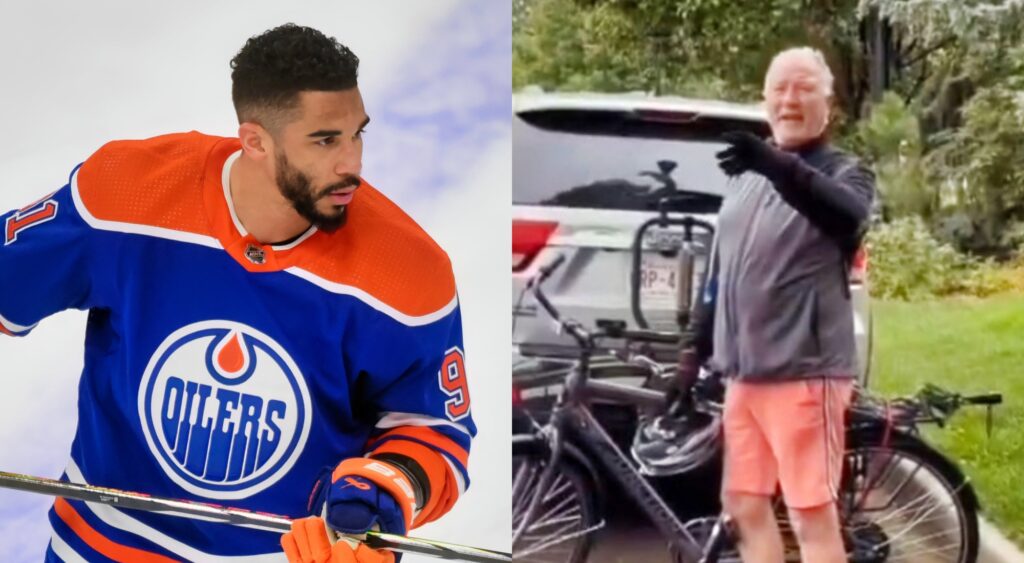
[686,430,979,563]
[512,439,601,563]
[843,429,980,563]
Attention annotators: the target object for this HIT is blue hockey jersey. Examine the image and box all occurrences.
[0,132,475,562]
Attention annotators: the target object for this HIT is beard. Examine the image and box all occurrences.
[274,151,359,233]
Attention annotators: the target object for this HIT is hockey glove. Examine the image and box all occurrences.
[281,516,394,563]
[308,458,416,537]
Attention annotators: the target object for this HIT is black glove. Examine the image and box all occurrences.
[715,131,796,180]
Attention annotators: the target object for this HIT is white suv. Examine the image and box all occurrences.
[512,90,872,383]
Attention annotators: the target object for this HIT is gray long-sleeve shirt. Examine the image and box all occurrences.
[698,140,875,381]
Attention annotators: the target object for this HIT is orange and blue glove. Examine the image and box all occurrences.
[281,516,394,563]
[308,458,418,537]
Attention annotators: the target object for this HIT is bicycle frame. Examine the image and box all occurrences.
[515,252,730,562]
[516,250,999,563]
[517,362,706,562]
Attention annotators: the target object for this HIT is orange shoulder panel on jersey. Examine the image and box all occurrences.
[75,132,236,237]
[289,183,457,319]
[74,132,455,319]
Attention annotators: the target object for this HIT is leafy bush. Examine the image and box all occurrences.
[868,217,1011,300]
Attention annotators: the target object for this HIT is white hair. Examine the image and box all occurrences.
[765,47,834,97]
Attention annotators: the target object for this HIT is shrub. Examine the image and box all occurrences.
[868,217,1011,300]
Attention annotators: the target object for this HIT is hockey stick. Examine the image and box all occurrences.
[0,471,510,563]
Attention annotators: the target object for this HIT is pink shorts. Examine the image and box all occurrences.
[722,378,854,509]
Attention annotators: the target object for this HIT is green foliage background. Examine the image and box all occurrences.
[514,0,1024,299]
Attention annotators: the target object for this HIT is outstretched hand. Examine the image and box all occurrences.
[715,131,789,179]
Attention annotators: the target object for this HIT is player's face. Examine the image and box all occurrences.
[272,89,369,232]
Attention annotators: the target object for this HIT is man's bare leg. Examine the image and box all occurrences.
[789,502,846,563]
[722,491,784,563]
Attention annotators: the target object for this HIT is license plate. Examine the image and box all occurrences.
[636,253,679,310]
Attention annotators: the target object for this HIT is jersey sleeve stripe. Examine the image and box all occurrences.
[0,311,36,336]
[418,454,467,526]
[53,497,179,563]
[371,422,472,454]
[368,427,469,467]
[284,266,459,327]
[441,454,468,495]
[375,412,473,437]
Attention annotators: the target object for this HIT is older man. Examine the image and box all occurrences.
[673,47,876,562]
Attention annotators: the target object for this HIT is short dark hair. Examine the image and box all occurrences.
[230,23,360,131]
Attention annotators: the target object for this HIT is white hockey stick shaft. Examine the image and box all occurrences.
[0,471,510,562]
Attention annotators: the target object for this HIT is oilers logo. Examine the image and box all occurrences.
[138,321,311,500]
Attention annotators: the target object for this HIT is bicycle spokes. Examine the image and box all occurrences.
[512,456,602,562]
[843,446,969,563]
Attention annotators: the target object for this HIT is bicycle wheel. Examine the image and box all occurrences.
[512,439,600,563]
[841,430,980,563]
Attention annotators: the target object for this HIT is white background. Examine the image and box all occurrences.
[0,1,511,561]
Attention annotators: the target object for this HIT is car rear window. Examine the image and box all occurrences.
[513,107,770,213]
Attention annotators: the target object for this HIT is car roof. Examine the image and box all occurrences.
[514,89,767,122]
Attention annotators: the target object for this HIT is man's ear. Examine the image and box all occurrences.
[825,96,840,131]
[238,122,272,162]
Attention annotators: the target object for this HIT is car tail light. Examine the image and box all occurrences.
[512,384,524,407]
[850,246,868,284]
[513,220,558,272]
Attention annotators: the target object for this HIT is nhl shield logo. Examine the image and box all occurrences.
[244,244,266,265]
[138,321,312,499]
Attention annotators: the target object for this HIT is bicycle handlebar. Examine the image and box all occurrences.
[854,384,1004,431]
[528,255,591,347]
[916,384,1003,412]
[603,325,681,345]
[962,393,1003,406]
[536,253,566,285]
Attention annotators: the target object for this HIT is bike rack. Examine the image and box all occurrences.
[630,196,715,329]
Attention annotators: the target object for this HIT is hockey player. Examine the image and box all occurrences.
[0,24,473,562]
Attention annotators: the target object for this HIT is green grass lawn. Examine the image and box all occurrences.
[871,294,1024,545]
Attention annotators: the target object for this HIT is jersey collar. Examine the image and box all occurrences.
[202,142,319,272]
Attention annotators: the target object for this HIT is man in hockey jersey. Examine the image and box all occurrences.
[645,47,875,562]
[0,24,473,563]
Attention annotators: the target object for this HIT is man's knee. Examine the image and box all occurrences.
[788,502,840,543]
[722,491,775,527]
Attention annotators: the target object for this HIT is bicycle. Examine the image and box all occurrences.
[512,255,998,563]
